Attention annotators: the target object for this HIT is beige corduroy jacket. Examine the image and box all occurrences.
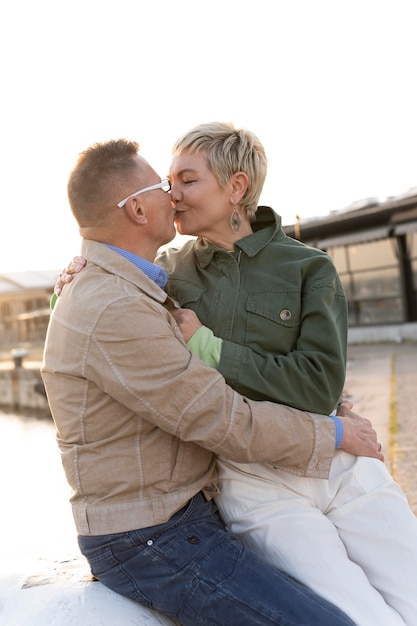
[42,239,336,536]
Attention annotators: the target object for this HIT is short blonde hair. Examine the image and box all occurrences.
[172,122,267,219]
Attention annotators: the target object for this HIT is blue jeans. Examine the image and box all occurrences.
[78,493,354,625]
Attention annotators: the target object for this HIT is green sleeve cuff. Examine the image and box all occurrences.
[50,292,58,310]
[187,325,222,369]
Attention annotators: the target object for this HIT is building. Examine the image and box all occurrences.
[0,269,59,353]
[283,190,417,333]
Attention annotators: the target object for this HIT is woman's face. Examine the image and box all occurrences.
[169,151,232,239]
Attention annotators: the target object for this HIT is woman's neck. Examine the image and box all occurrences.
[203,221,253,250]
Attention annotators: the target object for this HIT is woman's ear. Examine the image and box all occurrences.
[230,171,249,204]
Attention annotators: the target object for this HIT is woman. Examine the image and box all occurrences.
[157,122,417,626]
[57,122,417,625]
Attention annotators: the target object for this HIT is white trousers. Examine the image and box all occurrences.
[215,451,417,626]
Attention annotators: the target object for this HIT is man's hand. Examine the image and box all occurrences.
[170,308,203,343]
[336,400,384,461]
[54,256,86,296]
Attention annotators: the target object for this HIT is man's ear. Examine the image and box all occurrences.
[124,197,148,224]
[230,171,249,204]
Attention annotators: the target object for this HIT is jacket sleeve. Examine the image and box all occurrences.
[87,295,336,477]
[218,261,348,414]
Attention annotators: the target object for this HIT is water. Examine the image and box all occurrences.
[0,410,177,625]
[0,409,78,561]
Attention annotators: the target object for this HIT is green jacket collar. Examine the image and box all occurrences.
[194,206,283,268]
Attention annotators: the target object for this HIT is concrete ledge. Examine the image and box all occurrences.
[348,322,417,344]
[0,554,176,626]
[0,368,50,416]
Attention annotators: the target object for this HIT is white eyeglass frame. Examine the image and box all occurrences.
[117,179,171,208]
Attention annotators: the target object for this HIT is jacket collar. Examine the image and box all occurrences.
[194,206,283,268]
[81,239,174,308]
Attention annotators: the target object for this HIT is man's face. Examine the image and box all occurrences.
[132,155,177,247]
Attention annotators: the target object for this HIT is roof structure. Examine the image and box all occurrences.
[0,270,60,295]
[284,192,417,247]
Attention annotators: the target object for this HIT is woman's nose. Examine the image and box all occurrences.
[169,183,180,205]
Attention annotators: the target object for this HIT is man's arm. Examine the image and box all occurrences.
[171,307,383,462]
[51,258,383,464]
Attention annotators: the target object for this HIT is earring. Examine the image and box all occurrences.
[230,209,241,233]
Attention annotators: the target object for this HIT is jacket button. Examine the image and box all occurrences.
[279,309,292,321]
[188,535,199,544]
[147,540,153,546]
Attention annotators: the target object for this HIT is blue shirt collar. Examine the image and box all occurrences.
[104,244,168,289]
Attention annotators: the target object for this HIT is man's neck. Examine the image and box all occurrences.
[80,229,159,263]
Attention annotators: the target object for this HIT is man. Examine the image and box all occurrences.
[42,139,379,625]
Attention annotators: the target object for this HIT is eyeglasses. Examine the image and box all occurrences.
[117,179,171,208]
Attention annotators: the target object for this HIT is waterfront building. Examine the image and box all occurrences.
[0,270,59,354]
[284,190,417,328]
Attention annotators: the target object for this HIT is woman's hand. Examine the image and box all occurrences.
[54,256,87,296]
[170,308,203,342]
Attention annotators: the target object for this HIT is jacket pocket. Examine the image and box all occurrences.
[246,290,301,327]
[245,290,302,353]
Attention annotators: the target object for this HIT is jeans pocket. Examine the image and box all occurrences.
[79,533,153,607]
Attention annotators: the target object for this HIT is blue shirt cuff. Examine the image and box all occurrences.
[329,415,344,449]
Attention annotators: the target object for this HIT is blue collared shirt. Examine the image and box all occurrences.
[105,244,168,289]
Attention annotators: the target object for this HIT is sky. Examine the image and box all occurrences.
[1,0,416,273]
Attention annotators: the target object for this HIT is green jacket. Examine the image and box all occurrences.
[157,207,347,414]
